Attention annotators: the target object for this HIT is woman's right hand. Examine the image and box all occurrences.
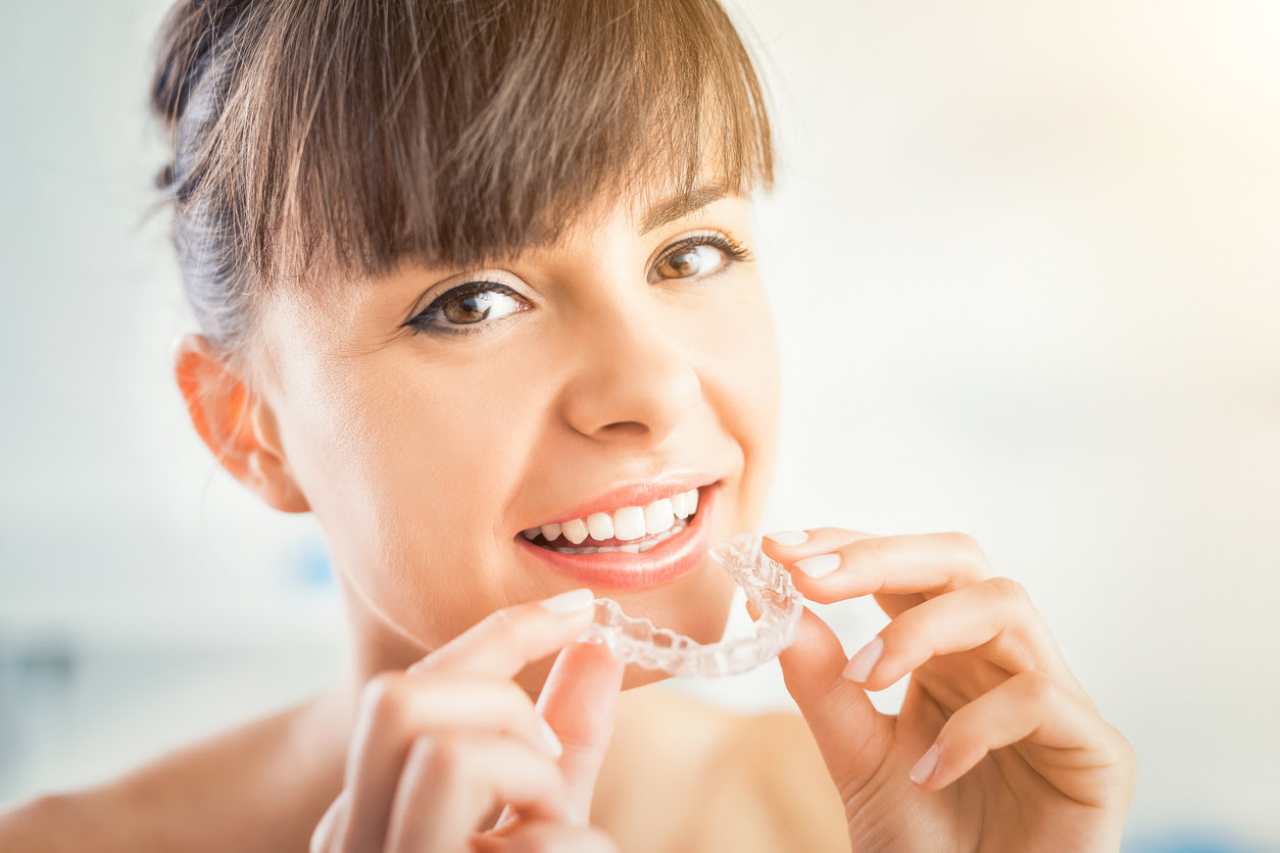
[310,588,624,852]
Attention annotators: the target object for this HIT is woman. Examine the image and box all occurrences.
[0,0,1135,850]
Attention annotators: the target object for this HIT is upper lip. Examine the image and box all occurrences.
[523,471,722,531]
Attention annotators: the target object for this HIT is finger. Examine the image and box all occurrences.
[474,820,620,853]
[496,641,625,829]
[339,673,563,851]
[537,642,625,823]
[766,529,990,609]
[383,734,570,852]
[776,606,892,789]
[410,588,598,678]
[308,790,347,853]
[907,670,1137,809]
[762,526,876,564]
[840,576,1069,692]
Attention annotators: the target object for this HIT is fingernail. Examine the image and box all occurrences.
[537,716,564,758]
[842,636,884,683]
[794,553,841,578]
[540,588,595,612]
[764,529,808,546]
[909,743,941,785]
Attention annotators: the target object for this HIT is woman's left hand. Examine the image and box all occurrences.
[761,528,1136,853]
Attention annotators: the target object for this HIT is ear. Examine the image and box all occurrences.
[172,333,310,513]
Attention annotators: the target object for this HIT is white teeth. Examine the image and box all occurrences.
[528,486,703,547]
[544,519,686,554]
[643,498,675,535]
[613,506,646,541]
[586,511,614,541]
[637,519,684,551]
[562,518,589,544]
[672,488,698,519]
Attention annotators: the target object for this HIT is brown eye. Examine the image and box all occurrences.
[410,282,529,336]
[443,291,499,324]
[655,244,727,280]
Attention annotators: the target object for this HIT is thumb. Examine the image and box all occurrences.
[538,641,625,823]
[778,606,892,790]
[493,640,623,830]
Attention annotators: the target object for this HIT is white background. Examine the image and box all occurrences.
[2,1,1277,849]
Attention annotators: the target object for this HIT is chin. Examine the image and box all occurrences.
[613,562,739,690]
[620,665,673,690]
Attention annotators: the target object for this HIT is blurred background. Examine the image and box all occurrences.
[1,1,1276,850]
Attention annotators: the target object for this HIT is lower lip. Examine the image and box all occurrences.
[515,484,718,591]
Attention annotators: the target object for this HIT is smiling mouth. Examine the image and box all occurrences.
[517,486,704,554]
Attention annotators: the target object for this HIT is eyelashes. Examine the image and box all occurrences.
[655,232,753,271]
[405,231,753,338]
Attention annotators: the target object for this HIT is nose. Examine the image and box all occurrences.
[558,302,702,448]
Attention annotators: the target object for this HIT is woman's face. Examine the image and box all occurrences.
[249,186,780,687]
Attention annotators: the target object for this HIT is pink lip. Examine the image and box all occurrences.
[527,472,720,529]
[516,482,719,590]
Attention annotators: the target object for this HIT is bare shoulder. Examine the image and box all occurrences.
[0,792,89,853]
[0,692,345,853]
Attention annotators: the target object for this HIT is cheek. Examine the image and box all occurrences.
[699,279,781,526]
[278,353,539,645]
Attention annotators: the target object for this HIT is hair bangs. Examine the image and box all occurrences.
[195,0,775,288]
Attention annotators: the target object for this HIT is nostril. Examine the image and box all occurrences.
[599,421,649,438]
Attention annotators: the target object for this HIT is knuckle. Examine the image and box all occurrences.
[985,575,1031,608]
[942,529,980,550]
[940,529,980,555]
[942,530,990,575]
[1014,669,1057,706]
[360,671,408,728]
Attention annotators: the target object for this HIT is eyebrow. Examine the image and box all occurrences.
[638,183,733,235]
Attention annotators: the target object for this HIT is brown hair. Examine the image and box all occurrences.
[149,0,777,368]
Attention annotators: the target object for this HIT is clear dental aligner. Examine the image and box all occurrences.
[576,532,804,677]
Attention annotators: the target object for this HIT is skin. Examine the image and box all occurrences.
[0,185,1135,852]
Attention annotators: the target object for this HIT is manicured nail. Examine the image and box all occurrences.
[540,588,595,612]
[842,636,884,683]
[765,529,808,546]
[537,716,564,758]
[794,553,841,578]
[909,743,941,785]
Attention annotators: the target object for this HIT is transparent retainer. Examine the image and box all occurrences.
[576,532,804,677]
